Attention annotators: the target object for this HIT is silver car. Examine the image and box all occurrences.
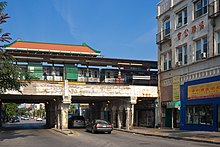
[68,115,85,128]
[86,119,113,134]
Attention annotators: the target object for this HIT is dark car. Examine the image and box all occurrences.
[10,116,20,123]
[68,114,85,128]
[86,119,113,134]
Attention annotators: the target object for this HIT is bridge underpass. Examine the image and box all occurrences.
[1,81,158,130]
[0,94,62,129]
[71,96,131,128]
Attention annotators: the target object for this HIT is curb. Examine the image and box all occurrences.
[114,129,220,145]
[51,128,72,136]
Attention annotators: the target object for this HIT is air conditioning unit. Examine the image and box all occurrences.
[201,52,207,59]
[176,61,182,67]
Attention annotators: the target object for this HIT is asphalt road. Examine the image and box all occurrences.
[0,119,219,147]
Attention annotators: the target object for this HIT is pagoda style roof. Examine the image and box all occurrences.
[4,40,101,56]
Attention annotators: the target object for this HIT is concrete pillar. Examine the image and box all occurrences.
[56,102,61,129]
[112,106,117,128]
[59,80,71,129]
[46,101,56,128]
[60,103,70,129]
[100,111,104,120]
[45,103,49,127]
[155,98,160,128]
[117,110,122,129]
[126,107,131,130]
[131,104,134,129]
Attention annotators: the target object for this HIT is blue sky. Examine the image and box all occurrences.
[3,0,158,61]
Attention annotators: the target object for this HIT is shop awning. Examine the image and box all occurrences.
[167,101,180,109]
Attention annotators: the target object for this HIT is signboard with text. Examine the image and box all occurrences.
[172,76,180,101]
[188,81,220,100]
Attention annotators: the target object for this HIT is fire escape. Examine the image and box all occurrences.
[156,28,171,47]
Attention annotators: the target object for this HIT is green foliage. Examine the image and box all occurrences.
[37,109,45,117]
[0,56,27,93]
[68,103,76,114]
[0,1,7,13]
[17,107,29,116]
[4,103,19,117]
[0,1,30,93]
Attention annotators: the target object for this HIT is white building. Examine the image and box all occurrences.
[157,0,220,131]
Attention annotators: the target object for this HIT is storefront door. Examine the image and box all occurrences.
[218,105,220,131]
[165,109,172,127]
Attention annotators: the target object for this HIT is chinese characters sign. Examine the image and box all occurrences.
[177,21,204,41]
[188,81,220,100]
[172,76,180,101]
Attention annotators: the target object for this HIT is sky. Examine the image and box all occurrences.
[3,0,158,61]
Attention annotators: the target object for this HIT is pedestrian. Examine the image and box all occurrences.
[43,72,48,80]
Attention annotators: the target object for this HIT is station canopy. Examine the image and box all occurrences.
[4,39,157,70]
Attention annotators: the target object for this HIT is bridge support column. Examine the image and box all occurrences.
[118,106,123,129]
[126,106,131,130]
[46,101,56,128]
[58,80,71,130]
[59,103,70,129]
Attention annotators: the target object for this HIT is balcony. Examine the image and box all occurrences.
[208,0,220,18]
[156,29,171,44]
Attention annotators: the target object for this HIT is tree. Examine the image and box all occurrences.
[68,103,76,114]
[0,1,28,93]
[4,103,19,118]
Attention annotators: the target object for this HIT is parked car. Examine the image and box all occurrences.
[36,117,43,121]
[10,116,20,123]
[21,116,29,120]
[86,119,113,134]
[68,114,85,128]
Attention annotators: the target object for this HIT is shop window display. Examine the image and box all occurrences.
[186,105,213,125]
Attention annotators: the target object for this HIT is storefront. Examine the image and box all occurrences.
[134,99,156,128]
[180,75,220,131]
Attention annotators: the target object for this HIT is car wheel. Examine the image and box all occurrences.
[92,129,96,134]
[108,131,111,134]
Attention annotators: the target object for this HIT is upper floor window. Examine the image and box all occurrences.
[164,19,170,36]
[194,0,208,19]
[217,32,220,55]
[195,37,208,61]
[176,8,187,29]
[162,51,172,71]
[176,45,187,66]
[107,72,111,78]
[94,70,98,78]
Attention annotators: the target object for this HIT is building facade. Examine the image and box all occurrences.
[157,0,220,131]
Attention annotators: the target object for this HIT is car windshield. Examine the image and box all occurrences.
[68,115,85,120]
[95,120,108,124]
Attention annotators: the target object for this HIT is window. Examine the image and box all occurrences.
[176,45,187,65]
[164,19,170,36]
[186,105,213,125]
[162,51,172,71]
[94,70,98,78]
[217,32,220,55]
[107,72,111,78]
[163,54,168,71]
[176,8,187,29]
[195,37,208,61]
[113,72,118,78]
[194,0,208,19]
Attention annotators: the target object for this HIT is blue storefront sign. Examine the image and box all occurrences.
[180,75,220,131]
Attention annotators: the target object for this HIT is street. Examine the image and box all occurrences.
[0,119,219,147]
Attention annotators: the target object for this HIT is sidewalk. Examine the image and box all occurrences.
[114,127,220,144]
